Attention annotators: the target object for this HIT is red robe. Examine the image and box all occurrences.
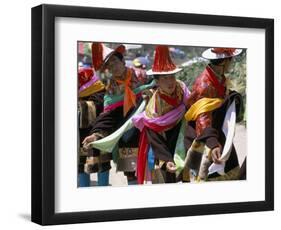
[187,65,226,149]
[186,65,242,179]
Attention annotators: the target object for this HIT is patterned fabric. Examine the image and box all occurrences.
[132,80,189,133]
[184,89,242,181]
[187,65,226,136]
[78,67,94,88]
[79,73,99,93]
[86,96,146,175]
[117,147,138,172]
[78,90,107,175]
[105,67,142,96]
[146,80,185,118]
[78,80,105,98]
[84,152,112,174]
[184,139,213,181]
[103,80,155,111]
[103,93,142,113]
[133,80,190,184]
[78,100,96,129]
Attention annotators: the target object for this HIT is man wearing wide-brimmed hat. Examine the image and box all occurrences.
[184,47,244,181]
[82,43,154,185]
[132,45,191,184]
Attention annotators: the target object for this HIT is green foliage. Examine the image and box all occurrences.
[177,61,207,90]
[227,52,247,97]
[227,52,247,122]
[83,43,92,57]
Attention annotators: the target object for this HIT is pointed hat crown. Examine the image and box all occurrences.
[147,45,182,75]
[91,43,125,71]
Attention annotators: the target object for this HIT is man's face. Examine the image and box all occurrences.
[157,74,177,95]
[105,55,126,77]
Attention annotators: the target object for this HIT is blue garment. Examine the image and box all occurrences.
[127,179,138,185]
[148,147,155,171]
[78,173,90,187]
[97,171,110,186]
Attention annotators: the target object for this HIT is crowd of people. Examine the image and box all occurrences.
[77,43,245,187]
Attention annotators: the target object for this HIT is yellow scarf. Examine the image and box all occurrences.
[79,80,105,98]
[185,97,223,121]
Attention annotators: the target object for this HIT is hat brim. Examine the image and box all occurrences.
[202,48,243,60]
[146,68,182,76]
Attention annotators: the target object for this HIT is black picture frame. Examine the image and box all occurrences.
[31,4,274,225]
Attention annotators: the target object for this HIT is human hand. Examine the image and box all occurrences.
[82,134,97,150]
[211,146,222,164]
[166,161,177,173]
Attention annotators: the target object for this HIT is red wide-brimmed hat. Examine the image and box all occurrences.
[202,47,242,60]
[91,42,126,71]
[146,45,182,76]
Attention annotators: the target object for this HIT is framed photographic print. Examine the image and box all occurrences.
[31,4,274,225]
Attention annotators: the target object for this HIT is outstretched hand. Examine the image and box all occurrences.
[166,161,177,173]
[211,146,223,164]
[82,134,97,150]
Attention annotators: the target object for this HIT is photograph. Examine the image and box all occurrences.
[77,42,247,187]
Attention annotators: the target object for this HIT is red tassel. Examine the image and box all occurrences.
[211,48,236,56]
[137,128,149,184]
[91,43,103,71]
[152,45,176,72]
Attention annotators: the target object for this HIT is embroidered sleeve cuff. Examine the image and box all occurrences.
[206,136,220,149]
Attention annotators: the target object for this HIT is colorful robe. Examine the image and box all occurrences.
[87,68,154,175]
[78,86,105,174]
[184,65,243,181]
[132,80,190,184]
